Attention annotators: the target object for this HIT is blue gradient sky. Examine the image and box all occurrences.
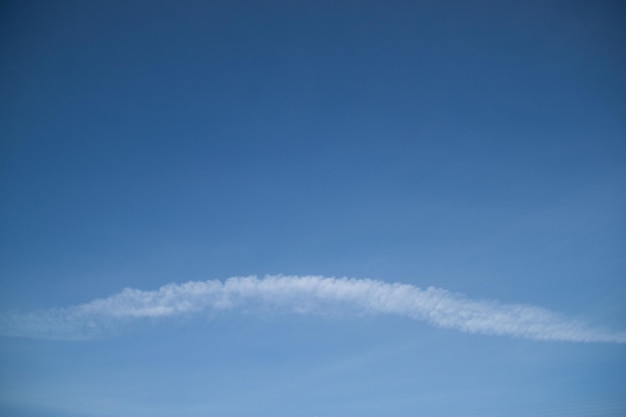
[1,1,625,416]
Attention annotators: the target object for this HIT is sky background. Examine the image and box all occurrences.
[1,0,625,416]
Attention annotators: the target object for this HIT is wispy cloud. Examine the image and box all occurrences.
[1,275,624,342]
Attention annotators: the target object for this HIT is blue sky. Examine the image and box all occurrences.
[1,1,625,416]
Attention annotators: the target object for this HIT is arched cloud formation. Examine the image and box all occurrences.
[1,275,624,342]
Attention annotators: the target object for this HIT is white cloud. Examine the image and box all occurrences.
[1,275,624,343]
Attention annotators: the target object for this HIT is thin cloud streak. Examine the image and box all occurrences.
[1,275,624,342]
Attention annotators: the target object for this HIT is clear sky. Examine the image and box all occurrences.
[1,1,625,416]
